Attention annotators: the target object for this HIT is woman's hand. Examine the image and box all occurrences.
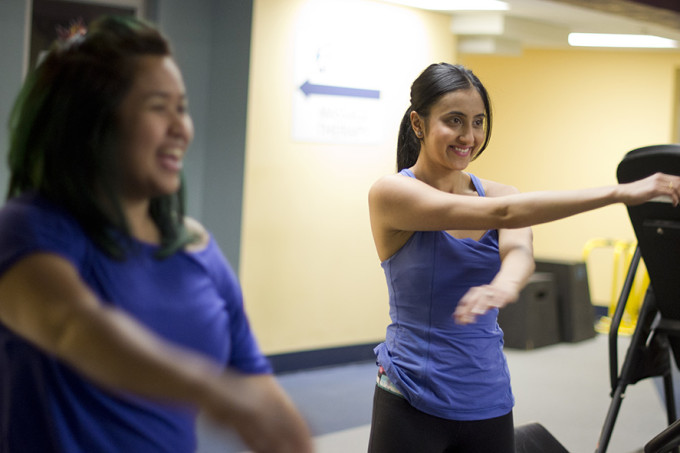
[201,371,315,453]
[453,282,520,325]
[618,172,680,206]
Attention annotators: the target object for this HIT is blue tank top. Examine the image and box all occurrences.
[374,169,514,421]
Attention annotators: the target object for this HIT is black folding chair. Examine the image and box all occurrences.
[596,144,680,453]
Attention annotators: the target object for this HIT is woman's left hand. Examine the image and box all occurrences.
[453,283,519,325]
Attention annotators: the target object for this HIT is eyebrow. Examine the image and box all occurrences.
[142,91,188,101]
[445,110,486,118]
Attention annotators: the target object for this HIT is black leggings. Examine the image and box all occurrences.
[367,386,515,453]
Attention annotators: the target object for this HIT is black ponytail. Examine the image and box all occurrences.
[397,108,421,171]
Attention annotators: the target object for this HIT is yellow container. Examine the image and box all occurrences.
[582,238,648,336]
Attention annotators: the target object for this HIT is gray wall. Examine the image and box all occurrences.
[0,0,28,199]
[0,0,252,270]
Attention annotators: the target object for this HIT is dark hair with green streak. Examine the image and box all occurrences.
[6,15,195,259]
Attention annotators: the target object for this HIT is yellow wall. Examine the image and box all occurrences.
[241,0,456,354]
[243,0,680,354]
[461,49,680,304]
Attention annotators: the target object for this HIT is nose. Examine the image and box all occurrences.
[458,123,474,144]
[169,112,193,141]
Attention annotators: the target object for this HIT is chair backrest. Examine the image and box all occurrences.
[617,144,680,364]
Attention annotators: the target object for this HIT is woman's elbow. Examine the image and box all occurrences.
[497,206,536,229]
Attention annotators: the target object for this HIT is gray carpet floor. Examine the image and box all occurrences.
[197,333,676,453]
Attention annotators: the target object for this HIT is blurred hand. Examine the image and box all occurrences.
[202,371,315,453]
[453,283,519,325]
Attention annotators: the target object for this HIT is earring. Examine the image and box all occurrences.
[415,131,423,138]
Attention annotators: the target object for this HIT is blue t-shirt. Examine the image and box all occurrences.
[0,193,271,453]
[374,169,513,421]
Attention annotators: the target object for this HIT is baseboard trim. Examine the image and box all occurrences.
[593,305,608,318]
[267,342,379,374]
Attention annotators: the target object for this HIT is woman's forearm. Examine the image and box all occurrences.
[491,245,535,296]
[500,186,619,229]
[55,302,225,406]
[0,253,222,407]
[501,172,679,229]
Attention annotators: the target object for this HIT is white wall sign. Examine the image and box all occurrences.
[292,0,384,145]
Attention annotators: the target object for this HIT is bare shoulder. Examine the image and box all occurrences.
[479,178,520,197]
[369,174,402,205]
[183,217,211,252]
[370,173,407,193]
[369,173,430,203]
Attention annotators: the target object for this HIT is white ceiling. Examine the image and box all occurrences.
[389,0,680,54]
[505,0,680,42]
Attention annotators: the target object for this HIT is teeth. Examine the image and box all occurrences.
[159,149,183,171]
[162,148,183,158]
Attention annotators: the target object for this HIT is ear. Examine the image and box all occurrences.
[410,111,424,139]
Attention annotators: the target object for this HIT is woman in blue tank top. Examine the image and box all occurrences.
[367,63,680,453]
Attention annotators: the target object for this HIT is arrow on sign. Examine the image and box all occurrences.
[300,81,380,99]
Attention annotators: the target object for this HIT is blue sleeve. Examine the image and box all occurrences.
[203,238,272,374]
[0,194,86,279]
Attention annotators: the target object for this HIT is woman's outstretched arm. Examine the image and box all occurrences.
[370,171,680,235]
[0,253,314,453]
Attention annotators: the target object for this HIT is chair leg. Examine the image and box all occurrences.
[596,384,626,453]
[663,370,677,425]
[662,370,680,453]
[598,290,659,452]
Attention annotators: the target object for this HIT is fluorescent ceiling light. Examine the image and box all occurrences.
[568,33,677,49]
[382,0,509,11]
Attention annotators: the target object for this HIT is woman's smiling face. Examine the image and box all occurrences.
[116,55,194,202]
[414,88,486,172]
